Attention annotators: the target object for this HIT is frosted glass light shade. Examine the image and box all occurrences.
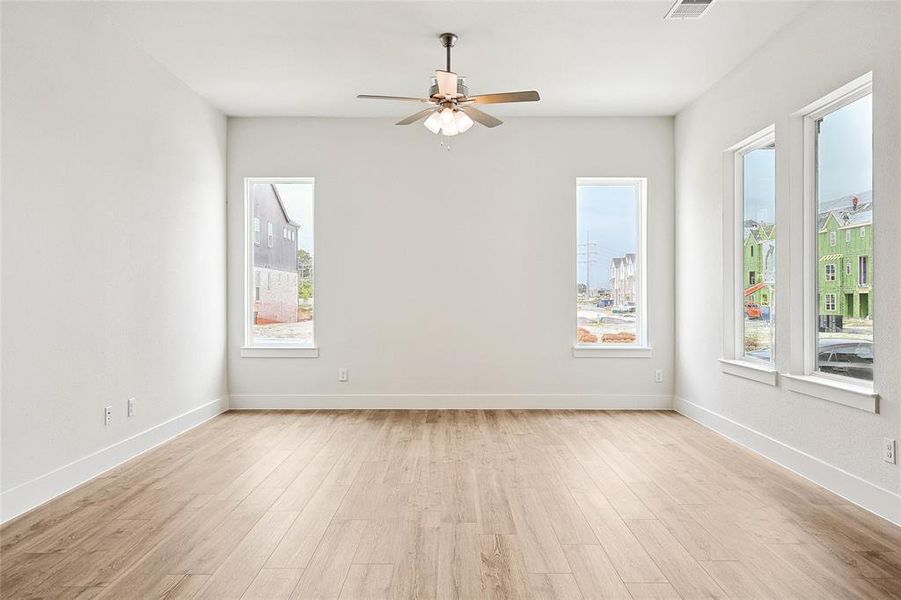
[439,108,458,136]
[454,110,474,133]
[423,111,441,134]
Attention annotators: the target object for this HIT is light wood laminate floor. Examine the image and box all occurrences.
[2,410,900,599]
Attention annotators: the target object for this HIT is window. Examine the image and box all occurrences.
[733,128,775,363]
[575,178,646,349]
[245,178,315,350]
[806,79,872,382]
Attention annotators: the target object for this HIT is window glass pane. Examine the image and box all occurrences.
[815,93,872,381]
[250,181,314,346]
[741,145,776,361]
[576,182,639,345]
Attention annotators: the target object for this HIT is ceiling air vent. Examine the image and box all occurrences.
[665,0,715,20]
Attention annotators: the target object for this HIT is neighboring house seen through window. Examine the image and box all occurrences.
[575,178,647,348]
[245,178,315,348]
[808,83,873,382]
[734,128,776,363]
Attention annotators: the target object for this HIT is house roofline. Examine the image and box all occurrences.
[270,184,300,227]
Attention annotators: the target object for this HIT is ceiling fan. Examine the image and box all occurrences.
[357,33,540,136]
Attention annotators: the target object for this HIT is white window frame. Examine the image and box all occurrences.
[253,217,261,246]
[825,264,835,281]
[784,73,876,411]
[829,230,836,247]
[845,230,851,243]
[572,177,650,358]
[719,125,777,385]
[242,177,318,358]
[824,293,836,312]
[267,221,274,248]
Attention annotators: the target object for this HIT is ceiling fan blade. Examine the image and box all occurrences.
[395,107,438,126]
[462,106,502,128]
[357,94,432,103]
[435,70,459,97]
[467,91,540,104]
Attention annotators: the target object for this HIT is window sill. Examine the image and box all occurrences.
[573,346,653,358]
[240,346,319,358]
[782,374,877,413]
[718,359,778,386]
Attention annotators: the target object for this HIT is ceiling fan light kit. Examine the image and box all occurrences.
[357,32,540,138]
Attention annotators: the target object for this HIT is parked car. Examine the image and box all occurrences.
[748,339,871,379]
[745,303,762,319]
[817,339,873,380]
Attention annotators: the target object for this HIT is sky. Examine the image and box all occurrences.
[817,93,872,205]
[274,182,314,255]
[577,185,636,289]
[743,93,871,223]
[743,146,775,224]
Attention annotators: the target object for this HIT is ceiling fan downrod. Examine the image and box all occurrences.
[439,32,457,72]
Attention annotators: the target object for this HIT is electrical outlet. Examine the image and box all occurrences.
[883,438,896,464]
[338,367,349,382]
[127,397,135,418]
[104,406,112,426]
[655,369,664,383]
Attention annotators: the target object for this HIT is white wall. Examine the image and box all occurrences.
[674,1,900,523]
[1,3,228,521]
[227,118,674,408]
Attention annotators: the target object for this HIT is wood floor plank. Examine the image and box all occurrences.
[197,510,298,599]
[528,573,584,599]
[266,485,350,569]
[626,519,727,600]
[290,519,367,600]
[507,488,570,574]
[625,582,683,599]
[562,544,632,599]
[338,564,394,600]
[571,489,666,583]
[480,534,534,600]
[436,522,482,600]
[4,410,901,600]
[242,569,303,600]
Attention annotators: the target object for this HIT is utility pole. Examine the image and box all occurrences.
[577,230,598,298]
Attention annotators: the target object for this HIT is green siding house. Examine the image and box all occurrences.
[743,223,774,306]
[817,197,873,321]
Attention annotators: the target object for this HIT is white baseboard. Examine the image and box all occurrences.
[0,396,229,524]
[229,393,674,410]
[674,396,900,527]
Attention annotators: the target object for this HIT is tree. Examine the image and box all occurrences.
[297,249,312,277]
[297,249,313,300]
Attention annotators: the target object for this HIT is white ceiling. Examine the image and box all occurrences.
[105,1,813,117]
